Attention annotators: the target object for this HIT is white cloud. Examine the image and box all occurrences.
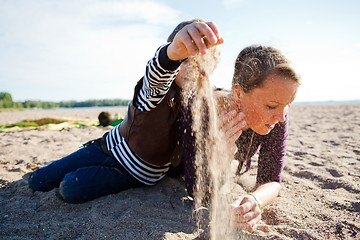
[0,0,181,101]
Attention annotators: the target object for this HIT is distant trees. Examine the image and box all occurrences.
[23,100,58,109]
[58,99,130,108]
[0,92,130,109]
[0,92,13,108]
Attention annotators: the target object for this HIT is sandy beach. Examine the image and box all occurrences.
[0,104,359,239]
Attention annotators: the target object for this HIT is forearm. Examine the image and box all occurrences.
[136,44,182,111]
[250,181,281,208]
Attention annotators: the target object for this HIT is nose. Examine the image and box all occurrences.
[275,107,287,122]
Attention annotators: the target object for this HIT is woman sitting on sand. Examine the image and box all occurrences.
[181,45,300,231]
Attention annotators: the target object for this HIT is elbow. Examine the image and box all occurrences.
[274,182,282,196]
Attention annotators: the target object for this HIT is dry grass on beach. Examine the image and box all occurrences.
[0,104,359,239]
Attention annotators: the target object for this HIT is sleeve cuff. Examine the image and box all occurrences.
[159,44,187,71]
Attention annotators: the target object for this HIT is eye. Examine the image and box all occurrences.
[266,105,277,110]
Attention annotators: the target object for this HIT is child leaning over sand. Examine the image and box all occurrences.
[28,20,233,203]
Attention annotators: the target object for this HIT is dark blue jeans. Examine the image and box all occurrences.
[28,141,142,203]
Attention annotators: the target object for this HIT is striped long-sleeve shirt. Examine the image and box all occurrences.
[105,44,182,185]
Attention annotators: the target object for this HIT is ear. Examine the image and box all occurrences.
[232,86,243,102]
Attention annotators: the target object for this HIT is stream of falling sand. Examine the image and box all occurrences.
[182,49,246,239]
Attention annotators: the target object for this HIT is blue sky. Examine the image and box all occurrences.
[0,0,359,102]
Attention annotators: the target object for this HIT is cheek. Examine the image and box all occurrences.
[247,106,270,127]
[245,105,262,126]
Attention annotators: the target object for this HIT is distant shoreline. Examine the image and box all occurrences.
[0,105,129,112]
[33,105,129,111]
[294,100,360,105]
[28,100,360,107]
[2,101,360,113]
[0,106,129,125]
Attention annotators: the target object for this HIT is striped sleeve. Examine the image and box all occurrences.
[135,44,183,111]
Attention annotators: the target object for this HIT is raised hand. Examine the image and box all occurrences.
[167,21,224,61]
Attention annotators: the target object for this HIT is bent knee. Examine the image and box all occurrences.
[28,170,53,192]
[59,175,91,204]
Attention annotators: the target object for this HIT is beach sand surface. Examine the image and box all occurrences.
[0,104,359,239]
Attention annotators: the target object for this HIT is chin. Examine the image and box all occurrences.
[252,127,272,136]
